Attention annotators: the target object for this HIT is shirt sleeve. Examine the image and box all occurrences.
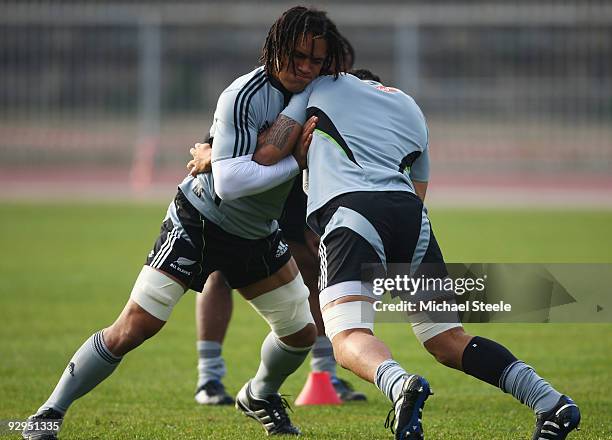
[210,86,262,163]
[410,147,430,182]
[409,106,430,182]
[212,154,300,201]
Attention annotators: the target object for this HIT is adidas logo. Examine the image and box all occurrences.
[275,241,289,258]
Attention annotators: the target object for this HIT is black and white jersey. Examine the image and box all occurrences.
[180,67,296,239]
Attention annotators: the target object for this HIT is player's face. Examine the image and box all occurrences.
[277,33,327,93]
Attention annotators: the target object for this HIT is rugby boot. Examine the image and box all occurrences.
[22,408,63,440]
[385,375,432,440]
[236,381,300,436]
[195,380,234,405]
[532,395,581,440]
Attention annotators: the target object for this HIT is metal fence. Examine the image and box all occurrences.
[1,1,611,193]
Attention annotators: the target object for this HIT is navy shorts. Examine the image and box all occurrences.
[279,173,308,244]
[146,190,292,291]
[312,191,446,294]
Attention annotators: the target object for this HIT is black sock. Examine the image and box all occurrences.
[461,336,518,387]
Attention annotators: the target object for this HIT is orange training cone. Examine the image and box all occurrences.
[295,371,342,406]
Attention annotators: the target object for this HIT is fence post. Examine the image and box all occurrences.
[130,12,162,194]
[393,21,420,99]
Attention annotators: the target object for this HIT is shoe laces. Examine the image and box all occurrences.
[384,395,402,434]
[266,394,293,426]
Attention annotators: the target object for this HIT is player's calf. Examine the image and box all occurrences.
[103,299,167,356]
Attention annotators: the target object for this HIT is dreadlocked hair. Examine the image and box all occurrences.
[260,6,346,79]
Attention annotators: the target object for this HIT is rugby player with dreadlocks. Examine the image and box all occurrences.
[189,35,366,408]
[22,6,345,439]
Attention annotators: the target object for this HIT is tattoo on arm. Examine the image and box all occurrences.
[264,115,298,151]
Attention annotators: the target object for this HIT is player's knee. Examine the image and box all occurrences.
[328,328,355,369]
[329,328,374,369]
[104,305,165,355]
[130,265,185,322]
[279,322,317,348]
[423,327,470,369]
[248,273,315,340]
[109,324,146,352]
[103,323,146,356]
[425,344,456,368]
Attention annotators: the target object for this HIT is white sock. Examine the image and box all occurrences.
[196,340,226,388]
[374,359,409,403]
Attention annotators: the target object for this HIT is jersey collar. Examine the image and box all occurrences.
[266,71,293,107]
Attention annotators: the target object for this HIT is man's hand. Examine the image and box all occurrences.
[292,115,317,170]
[187,143,212,176]
[257,127,271,148]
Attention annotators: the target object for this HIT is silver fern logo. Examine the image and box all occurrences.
[174,257,196,266]
[170,257,196,276]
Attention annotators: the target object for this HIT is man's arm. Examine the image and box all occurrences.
[253,115,317,167]
[213,154,300,201]
[253,115,302,165]
[210,86,302,200]
[410,147,430,202]
[184,117,315,200]
[413,181,428,202]
[252,79,318,166]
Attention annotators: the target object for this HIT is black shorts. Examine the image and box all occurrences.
[279,174,307,244]
[313,191,446,293]
[146,190,292,291]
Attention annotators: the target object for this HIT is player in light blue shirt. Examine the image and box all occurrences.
[266,69,581,439]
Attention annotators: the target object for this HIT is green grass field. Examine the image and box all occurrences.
[1,203,611,439]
